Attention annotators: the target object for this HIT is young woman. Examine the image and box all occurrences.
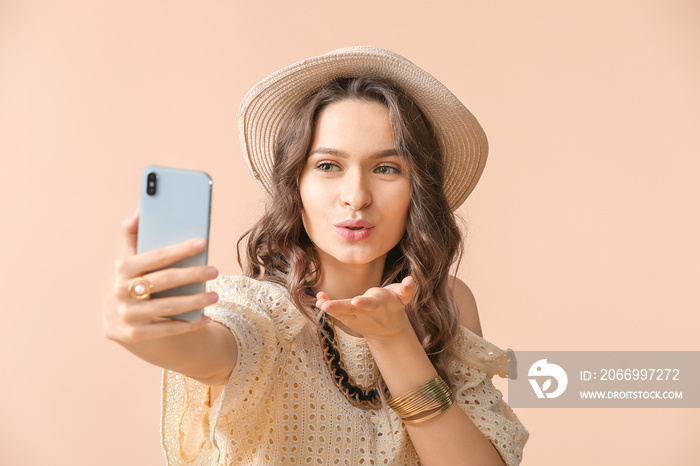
[104,47,528,465]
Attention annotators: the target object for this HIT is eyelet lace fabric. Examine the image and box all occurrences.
[161,275,529,465]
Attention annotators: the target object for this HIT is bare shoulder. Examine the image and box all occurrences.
[448,275,483,338]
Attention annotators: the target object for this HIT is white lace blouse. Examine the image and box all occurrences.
[161,275,529,465]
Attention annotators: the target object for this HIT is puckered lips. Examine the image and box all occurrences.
[333,219,375,241]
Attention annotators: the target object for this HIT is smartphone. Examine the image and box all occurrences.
[137,165,212,321]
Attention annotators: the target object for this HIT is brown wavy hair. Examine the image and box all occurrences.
[238,76,464,386]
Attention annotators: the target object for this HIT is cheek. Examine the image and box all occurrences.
[299,191,326,237]
[298,176,315,236]
[298,177,312,225]
[388,190,412,242]
[398,204,411,235]
[397,185,412,224]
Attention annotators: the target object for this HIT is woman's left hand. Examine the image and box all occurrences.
[315,276,417,342]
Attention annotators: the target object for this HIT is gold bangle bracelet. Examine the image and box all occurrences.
[402,399,454,425]
[389,377,448,406]
[388,376,454,420]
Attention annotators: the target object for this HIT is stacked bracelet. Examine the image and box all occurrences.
[388,376,454,425]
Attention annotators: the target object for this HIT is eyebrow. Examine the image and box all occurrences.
[308,147,399,158]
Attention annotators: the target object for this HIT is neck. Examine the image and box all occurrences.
[313,252,386,300]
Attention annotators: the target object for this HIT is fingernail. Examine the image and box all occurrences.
[200,316,211,324]
[208,292,219,303]
[193,239,206,249]
[205,267,218,279]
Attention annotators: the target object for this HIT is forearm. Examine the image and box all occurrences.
[117,322,237,385]
[366,321,505,466]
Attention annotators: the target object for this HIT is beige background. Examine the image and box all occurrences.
[1,1,698,464]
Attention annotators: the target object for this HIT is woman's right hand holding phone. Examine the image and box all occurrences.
[103,209,236,386]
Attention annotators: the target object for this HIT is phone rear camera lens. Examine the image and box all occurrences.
[146,172,157,195]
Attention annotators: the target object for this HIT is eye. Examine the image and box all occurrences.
[375,164,401,175]
[315,161,339,172]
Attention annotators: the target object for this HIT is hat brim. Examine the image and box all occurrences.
[238,46,488,210]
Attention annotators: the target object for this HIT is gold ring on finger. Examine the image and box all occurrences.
[128,277,154,300]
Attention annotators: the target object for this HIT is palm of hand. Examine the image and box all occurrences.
[315,276,416,342]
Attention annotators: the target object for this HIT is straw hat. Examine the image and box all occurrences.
[238,46,488,210]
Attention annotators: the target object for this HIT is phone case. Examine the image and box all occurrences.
[137,165,212,321]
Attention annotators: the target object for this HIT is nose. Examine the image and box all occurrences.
[340,170,372,211]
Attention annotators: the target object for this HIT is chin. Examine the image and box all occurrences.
[326,249,389,267]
